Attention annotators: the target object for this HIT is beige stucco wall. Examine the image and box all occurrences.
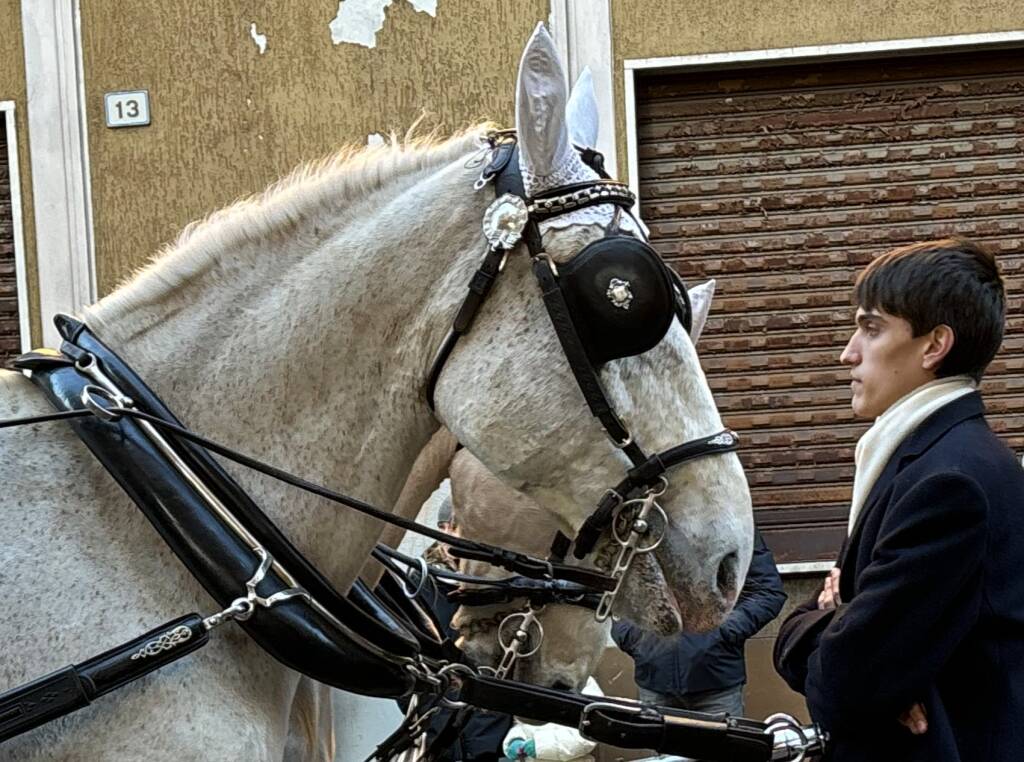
[79,0,547,294]
[611,0,1024,175]
[0,4,39,345]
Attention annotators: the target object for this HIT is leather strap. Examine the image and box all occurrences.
[532,256,647,464]
[573,430,739,558]
[456,673,774,761]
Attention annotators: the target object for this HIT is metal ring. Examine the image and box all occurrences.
[610,496,668,553]
[401,557,430,599]
[497,611,544,657]
[81,384,123,422]
[73,354,96,372]
[648,476,669,498]
[635,500,668,553]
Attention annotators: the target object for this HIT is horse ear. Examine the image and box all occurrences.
[515,23,594,194]
[566,67,599,149]
[687,279,716,345]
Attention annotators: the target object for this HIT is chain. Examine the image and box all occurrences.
[594,479,669,621]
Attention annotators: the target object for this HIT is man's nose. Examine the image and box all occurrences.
[840,337,858,365]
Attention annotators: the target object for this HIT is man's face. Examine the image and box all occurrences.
[840,307,937,419]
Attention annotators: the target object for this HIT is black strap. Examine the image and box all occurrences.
[573,430,739,558]
[426,243,508,410]
[0,614,209,743]
[532,256,646,464]
[456,673,775,762]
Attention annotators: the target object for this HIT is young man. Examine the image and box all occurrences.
[773,239,1024,761]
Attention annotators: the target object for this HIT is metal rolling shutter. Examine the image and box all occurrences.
[0,117,20,365]
[635,48,1024,563]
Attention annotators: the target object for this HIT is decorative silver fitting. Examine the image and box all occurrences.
[130,625,193,660]
[606,278,634,310]
[709,431,737,447]
[202,547,310,631]
[482,193,529,248]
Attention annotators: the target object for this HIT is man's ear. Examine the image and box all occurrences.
[922,324,956,371]
[687,279,716,345]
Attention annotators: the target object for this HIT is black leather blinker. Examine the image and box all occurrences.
[557,236,685,366]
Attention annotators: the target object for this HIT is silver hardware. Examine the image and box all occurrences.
[435,662,476,710]
[482,194,529,248]
[606,278,634,310]
[401,557,430,599]
[596,484,670,621]
[708,431,737,447]
[534,252,558,277]
[764,713,827,761]
[578,700,646,736]
[130,625,193,660]
[494,608,544,679]
[202,547,310,630]
[81,385,126,422]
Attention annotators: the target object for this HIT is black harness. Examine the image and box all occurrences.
[0,133,824,761]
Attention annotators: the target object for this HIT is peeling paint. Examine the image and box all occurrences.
[367,132,386,146]
[408,0,436,15]
[249,22,268,54]
[329,0,438,48]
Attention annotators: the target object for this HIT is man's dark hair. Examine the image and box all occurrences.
[854,238,1005,382]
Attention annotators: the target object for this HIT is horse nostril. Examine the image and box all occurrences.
[717,551,739,597]
[550,679,573,692]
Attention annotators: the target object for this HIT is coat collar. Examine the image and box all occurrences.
[842,391,985,563]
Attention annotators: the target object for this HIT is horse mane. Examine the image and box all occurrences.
[85,123,492,329]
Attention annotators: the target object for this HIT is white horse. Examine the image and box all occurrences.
[0,24,751,761]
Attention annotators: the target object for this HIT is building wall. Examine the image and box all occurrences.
[0,3,38,345]
[78,0,548,294]
[610,0,1024,175]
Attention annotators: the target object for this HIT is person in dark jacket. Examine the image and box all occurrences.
[613,527,785,716]
[773,239,1024,762]
[399,486,512,761]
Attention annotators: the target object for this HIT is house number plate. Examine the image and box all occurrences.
[104,90,151,128]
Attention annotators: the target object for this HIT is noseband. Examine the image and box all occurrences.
[426,132,740,622]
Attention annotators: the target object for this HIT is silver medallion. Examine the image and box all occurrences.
[606,278,634,310]
[482,194,529,249]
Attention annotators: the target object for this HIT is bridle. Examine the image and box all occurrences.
[426,131,740,632]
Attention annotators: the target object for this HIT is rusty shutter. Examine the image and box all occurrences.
[0,116,20,365]
[635,48,1024,563]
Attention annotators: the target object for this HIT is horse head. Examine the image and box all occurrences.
[434,24,753,638]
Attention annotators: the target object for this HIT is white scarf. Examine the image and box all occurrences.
[848,376,976,534]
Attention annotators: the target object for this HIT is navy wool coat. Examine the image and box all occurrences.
[614,528,786,696]
[774,393,1024,762]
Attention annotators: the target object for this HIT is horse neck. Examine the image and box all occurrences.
[82,149,485,586]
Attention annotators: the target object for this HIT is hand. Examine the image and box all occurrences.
[899,702,928,735]
[817,568,842,610]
